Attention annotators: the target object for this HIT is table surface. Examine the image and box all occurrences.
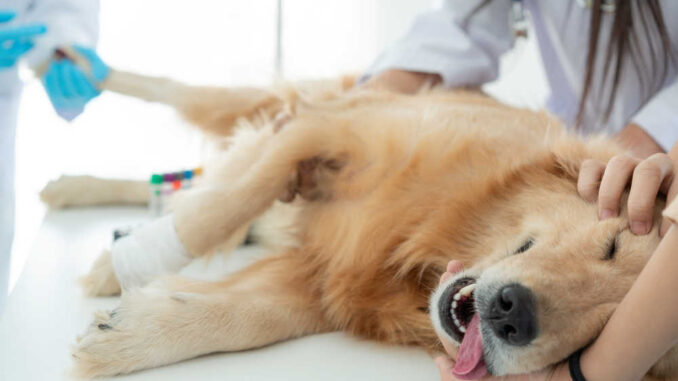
[0,207,438,380]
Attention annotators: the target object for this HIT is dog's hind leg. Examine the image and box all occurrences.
[173,116,355,256]
[72,252,328,377]
[49,46,285,137]
[80,120,289,295]
[84,112,354,293]
[101,69,284,136]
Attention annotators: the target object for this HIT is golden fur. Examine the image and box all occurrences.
[53,56,677,379]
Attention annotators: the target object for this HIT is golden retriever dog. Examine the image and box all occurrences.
[45,48,677,380]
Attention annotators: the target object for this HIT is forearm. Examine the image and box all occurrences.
[579,225,678,381]
[362,69,442,94]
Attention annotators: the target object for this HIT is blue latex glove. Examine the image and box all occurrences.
[42,45,110,121]
[0,10,47,69]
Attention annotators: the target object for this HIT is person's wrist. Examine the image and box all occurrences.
[551,362,574,381]
[577,344,620,381]
[614,123,664,159]
[568,348,588,381]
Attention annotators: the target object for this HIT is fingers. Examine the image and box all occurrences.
[0,24,47,41]
[660,179,678,237]
[72,44,110,81]
[73,44,100,62]
[57,61,77,98]
[435,356,457,381]
[64,62,99,98]
[0,40,33,59]
[0,58,13,67]
[583,153,675,236]
[598,155,640,220]
[440,338,458,360]
[43,59,101,116]
[446,260,464,274]
[627,153,674,235]
[440,260,464,285]
[578,159,606,202]
[68,64,90,97]
[44,61,65,109]
[0,10,16,23]
[0,40,35,69]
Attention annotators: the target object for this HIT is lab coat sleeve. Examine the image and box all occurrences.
[21,0,100,69]
[631,79,678,152]
[362,0,514,88]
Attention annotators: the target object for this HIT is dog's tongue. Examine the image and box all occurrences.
[452,314,487,380]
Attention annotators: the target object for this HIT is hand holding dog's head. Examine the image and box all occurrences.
[430,183,663,378]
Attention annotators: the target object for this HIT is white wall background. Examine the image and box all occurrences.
[10,0,547,290]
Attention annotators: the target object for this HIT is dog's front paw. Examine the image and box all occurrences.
[79,250,121,297]
[72,308,135,378]
[72,282,202,378]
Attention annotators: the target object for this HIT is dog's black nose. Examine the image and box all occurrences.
[487,284,537,346]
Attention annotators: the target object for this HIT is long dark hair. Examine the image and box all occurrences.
[466,0,675,129]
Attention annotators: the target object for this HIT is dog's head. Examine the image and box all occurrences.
[429,173,663,378]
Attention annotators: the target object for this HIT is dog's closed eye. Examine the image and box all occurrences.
[514,238,534,255]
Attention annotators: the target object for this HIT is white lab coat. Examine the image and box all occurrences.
[364,0,678,152]
[0,0,99,315]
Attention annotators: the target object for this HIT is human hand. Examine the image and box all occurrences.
[578,152,677,236]
[434,260,570,381]
[361,69,442,94]
[42,45,109,121]
[0,10,47,70]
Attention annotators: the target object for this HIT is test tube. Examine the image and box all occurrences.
[161,173,175,214]
[172,172,183,191]
[182,170,194,189]
[149,174,163,216]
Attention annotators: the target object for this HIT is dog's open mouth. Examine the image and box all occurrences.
[438,277,488,380]
[450,281,476,335]
[439,277,476,340]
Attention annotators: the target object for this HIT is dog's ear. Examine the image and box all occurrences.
[549,134,622,182]
[548,139,587,182]
[551,151,581,182]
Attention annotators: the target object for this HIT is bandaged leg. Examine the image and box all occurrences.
[111,214,192,290]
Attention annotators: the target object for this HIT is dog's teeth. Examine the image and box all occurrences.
[459,325,466,333]
[453,292,461,301]
[452,301,457,309]
[459,283,476,297]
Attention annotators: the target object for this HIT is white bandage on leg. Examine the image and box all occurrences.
[111,214,192,289]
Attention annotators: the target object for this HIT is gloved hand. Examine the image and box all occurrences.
[0,10,47,69]
[42,45,110,121]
